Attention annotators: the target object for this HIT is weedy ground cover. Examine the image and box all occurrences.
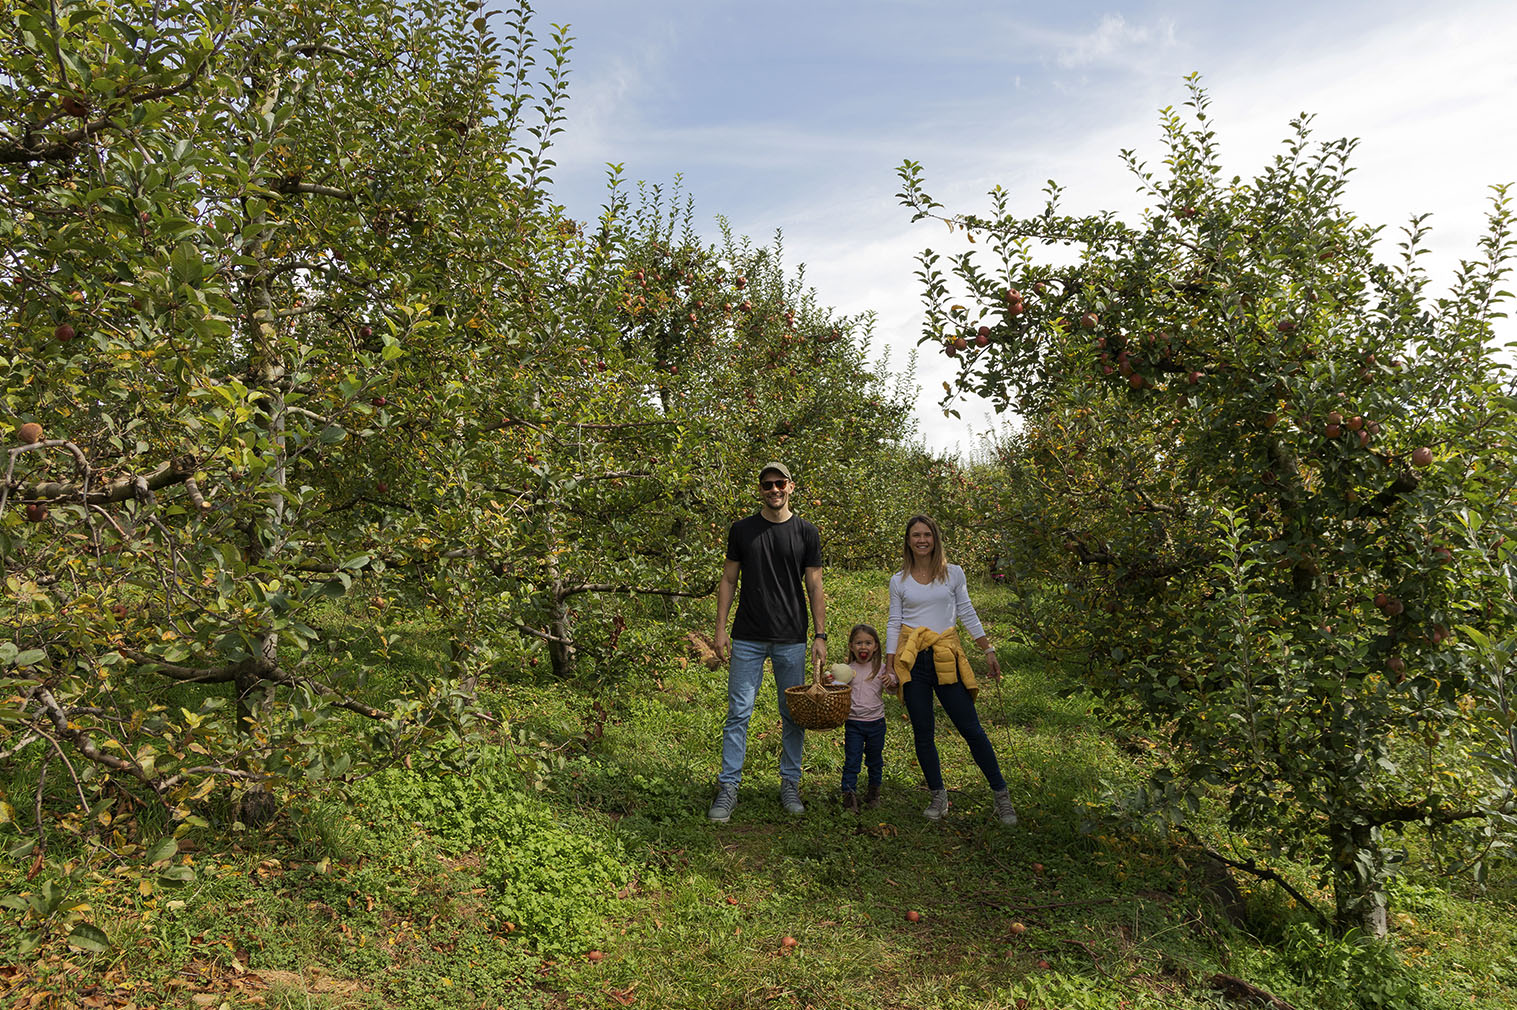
[3,571,1513,1009]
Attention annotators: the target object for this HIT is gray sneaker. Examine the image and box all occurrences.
[923,788,950,821]
[992,788,1019,826]
[779,779,805,815]
[708,783,738,824]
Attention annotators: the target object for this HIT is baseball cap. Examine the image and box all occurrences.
[758,461,793,481]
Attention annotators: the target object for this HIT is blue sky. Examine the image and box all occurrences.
[538,1,1517,456]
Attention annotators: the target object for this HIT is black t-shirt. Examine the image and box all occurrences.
[726,512,823,643]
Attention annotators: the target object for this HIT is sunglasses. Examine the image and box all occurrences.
[759,479,790,490]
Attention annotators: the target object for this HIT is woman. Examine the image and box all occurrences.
[885,514,1017,824]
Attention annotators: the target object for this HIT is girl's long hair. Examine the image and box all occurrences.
[900,514,948,584]
[849,624,883,680]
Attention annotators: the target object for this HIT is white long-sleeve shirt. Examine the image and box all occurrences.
[885,564,987,654]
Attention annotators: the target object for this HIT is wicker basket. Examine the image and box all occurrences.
[784,667,852,731]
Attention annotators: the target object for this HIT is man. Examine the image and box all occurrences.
[708,462,827,823]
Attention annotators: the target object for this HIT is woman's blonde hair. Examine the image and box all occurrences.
[848,624,883,680]
[900,514,948,584]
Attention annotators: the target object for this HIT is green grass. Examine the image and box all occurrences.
[4,569,1515,1009]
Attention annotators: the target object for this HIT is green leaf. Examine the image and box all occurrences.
[158,864,197,887]
[67,922,112,953]
[144,836,178,866]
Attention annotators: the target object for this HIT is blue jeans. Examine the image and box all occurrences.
[901,650,1005,791]
[719,639,807,786]
[841,718,887,793]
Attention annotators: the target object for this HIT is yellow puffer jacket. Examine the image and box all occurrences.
[893,625,979,700]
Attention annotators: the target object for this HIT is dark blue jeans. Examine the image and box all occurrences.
[902,650,1005,791]
[841,717,887,792]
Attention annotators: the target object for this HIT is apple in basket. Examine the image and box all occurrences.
[825,663,855,685]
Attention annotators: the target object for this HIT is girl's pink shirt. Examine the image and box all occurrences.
[846,658,898,722]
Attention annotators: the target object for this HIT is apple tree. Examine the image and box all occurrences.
[0,0,596,952]
[898,78,1516,935]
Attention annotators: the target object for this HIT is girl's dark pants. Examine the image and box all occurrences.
[841,717,886,793]
[902,650,1005,791]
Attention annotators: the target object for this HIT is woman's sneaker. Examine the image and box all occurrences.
[708,783,739,824]
[923,788,950,821]
[992,788,1019,826]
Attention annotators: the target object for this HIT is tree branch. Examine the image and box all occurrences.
[287,43,356,60]
[1363,801,1485,828]
[1180,829,1329,927]
[15,458,196,506]
[121,649,245,684]
[272,180,355,200]
[34,688,156,788]
[0,58,215,165]
[557,581,716,602]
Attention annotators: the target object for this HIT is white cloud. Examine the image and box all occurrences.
[1053,13,1176,70]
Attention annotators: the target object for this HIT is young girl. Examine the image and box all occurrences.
[827,624,898,813]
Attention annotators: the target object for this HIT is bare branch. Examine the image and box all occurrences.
[158,766,272,791]
[16,458,196,506]
[1179,829,1329,927]
[558,581,716,602]
[272,180,355,200]
[34,688,155,787]
[1363,800,1485,828]
[515,623,573,645]
[287,43,355,59]
[121,649,244,684]
[285,405,333,424]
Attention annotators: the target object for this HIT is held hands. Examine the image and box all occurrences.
[811,638,828,679]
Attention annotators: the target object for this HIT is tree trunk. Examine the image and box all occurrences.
[1330,820,1389,938]
[236,68,287,826]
